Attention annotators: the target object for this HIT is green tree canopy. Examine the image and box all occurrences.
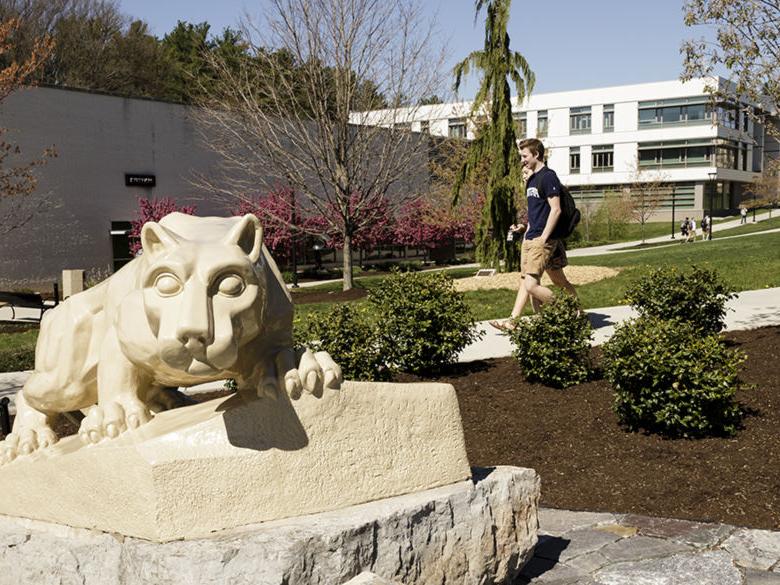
[452,0,534,270]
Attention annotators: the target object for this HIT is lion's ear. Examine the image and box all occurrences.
[224,214,263,264]
[141,222,181,257]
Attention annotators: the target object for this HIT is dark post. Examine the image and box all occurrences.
[53,282,60,306]
[753,192,757,222]
[671,190,676,239]
[708,172,717,241]
[290,189,299,288]
[0,397,11,438]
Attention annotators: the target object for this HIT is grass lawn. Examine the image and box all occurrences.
[298,230,780,322]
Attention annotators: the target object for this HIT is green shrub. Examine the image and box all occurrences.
[624,265,736,335]
[303,303,389,381]
[506,294,592,389]
[368,270,481,374]
[603,316,746,438]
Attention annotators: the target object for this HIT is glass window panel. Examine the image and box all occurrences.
[639,109,657,125]
[660,106,683,123]
[537,112,548,136]
[639,149,658,165]
[686,103,706,121]
[662,148,682,163]
[686,146,709,163]
[448,119,467,138]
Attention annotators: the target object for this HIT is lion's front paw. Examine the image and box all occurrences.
[270,348,343,400]
[0,426,58,465]
[79,397,152,444]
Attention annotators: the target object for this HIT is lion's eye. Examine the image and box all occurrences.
[217,274,244,297]
[154,274,182,296]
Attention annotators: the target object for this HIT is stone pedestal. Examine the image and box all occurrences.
[0,466,540,585]
[61,268,84,298]
[0,382,471,541]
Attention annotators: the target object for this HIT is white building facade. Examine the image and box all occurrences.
[353,78,777,219]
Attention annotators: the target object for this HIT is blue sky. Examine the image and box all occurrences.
[118,0,711,99]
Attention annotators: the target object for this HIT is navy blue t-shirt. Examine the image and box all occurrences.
[524,166,562,240]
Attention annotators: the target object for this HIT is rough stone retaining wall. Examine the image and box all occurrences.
[0,466,540,585]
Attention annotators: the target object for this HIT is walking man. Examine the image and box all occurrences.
[490,139,577,331]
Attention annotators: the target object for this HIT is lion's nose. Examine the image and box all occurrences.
[176,286,213,348]
[179,332,207,348]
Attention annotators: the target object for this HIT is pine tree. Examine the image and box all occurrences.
[452,0,534,270]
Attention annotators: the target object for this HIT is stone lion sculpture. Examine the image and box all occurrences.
[0,213,341,464]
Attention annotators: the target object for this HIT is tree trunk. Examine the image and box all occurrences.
[342,234,354,291]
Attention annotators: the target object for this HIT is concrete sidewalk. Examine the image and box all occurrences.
[458,286,780,363]
[568,211,776,258]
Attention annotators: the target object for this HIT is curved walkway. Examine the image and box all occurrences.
[569,211,777,258]
[458,286,780,362]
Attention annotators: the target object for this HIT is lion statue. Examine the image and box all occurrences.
[0,213,341,464]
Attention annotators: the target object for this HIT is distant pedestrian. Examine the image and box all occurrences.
[689,218,698,242]
[740,206,748,224]
[701,215,711,240]
[681,217,690,241]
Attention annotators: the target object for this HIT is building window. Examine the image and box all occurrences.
[603,104,614,132]
[638,96,713,127]
[569,147,580,174]
[537,110,548,137]
[592,145,613,172]
[741,144,748,171]
[638,138,740,169]
[570,106,591,134]
[448,118,467,139]
[420,120,430,134]
[717,104,738,129]
[513,111,527,138]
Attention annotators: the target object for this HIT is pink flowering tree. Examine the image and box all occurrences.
[394,193,481,250]
[233,186,304,262]
[129,197,197,255]
[307,192,395,254]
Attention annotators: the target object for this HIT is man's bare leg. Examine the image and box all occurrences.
[524,273,554,305]
[510,277,531,318]
[547,268,577,298]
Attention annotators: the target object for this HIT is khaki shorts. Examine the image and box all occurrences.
[521,238,568,277]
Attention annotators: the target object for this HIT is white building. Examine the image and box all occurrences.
[352,77,778,219]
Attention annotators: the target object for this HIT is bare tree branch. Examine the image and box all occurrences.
[194,0,446,290]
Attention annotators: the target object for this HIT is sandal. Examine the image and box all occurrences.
[489,320,517,332]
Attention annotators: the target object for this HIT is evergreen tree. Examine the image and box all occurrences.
[452,0,534,270]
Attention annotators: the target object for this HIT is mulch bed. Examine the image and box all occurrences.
[396,325,780,530]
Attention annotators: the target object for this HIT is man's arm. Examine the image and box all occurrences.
[539,195,561,244]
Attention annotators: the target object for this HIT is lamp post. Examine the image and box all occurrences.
[670,188,676,239]
[290,189,299,288]
[707,171,717,240]
[753,191,757,222]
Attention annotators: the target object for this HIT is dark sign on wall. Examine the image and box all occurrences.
[125,173,156,187]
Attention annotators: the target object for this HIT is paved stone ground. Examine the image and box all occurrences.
[520,508,780,584]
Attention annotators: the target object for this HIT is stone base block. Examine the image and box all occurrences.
[0,381,471,541]
[0,466,540,585]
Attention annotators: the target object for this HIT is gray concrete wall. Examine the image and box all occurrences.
[0,87,434,290]
[0,87,232,289]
